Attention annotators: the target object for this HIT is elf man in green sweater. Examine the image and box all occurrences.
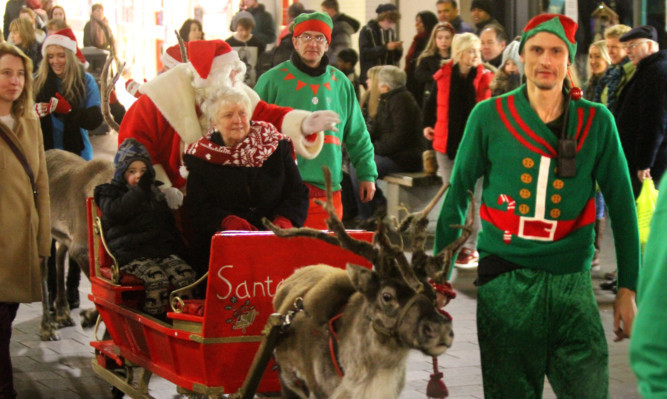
[255,12,377,229]
[434,14,640,398]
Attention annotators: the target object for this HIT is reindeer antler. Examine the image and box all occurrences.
[100,54,125,132]
[263,166,379,264]
[176,30,188,63]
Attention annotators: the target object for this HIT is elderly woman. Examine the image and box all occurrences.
[184,87,309,272]
[351,65,423,223]
[34,27,103,161]
[423,32,492,268]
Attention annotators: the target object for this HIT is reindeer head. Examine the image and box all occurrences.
[264,167,474,357]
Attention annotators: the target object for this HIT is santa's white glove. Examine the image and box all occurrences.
[301,110,340,135]
[160,186,184,209]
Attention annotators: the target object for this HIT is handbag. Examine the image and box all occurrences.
[0,123,38,206]
[636,178,659,246]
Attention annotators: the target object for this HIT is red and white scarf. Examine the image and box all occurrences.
[185,121,295,167]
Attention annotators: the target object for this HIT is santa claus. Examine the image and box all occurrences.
[118,39,337,208]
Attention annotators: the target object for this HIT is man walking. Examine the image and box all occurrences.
[434,14,639,398]
[255,12,377,229]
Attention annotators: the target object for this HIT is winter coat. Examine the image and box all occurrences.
[184,133,309,267]
[371,86,424,172]
[327,13,360,65]
[0,113,51,303]
[614,50,667,185]
[256,33,294,79]
[405,31,430,105]
[424,60,493,156]
[359,19,403,84]
[17,40,42,70]
[490,69,521,97]
[93,139,186,266]
[450,16,474,34]
[248,4,276,45]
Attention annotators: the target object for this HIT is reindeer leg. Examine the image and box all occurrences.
[40,257,60,341]
[54,244,74,327]
[71,248,99,329]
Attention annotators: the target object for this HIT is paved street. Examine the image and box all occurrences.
[8,132,642,399]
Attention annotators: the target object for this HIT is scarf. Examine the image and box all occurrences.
[583,73,604,102]
[291,51,329,77]
[447,63,477,158]
[185,121,293,167]
[405,31,429,74]
[594,57,630,112]
[36,67,85,154]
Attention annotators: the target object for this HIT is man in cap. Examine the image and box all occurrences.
[434,14,639,397]
[614,25,666,196]
[119,39,337,209]
[358,3,402,85]
[435,0,473,33]
[255,12,377,229]
[470,0,500,35]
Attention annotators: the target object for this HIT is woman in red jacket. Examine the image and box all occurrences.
[423,32,492,268]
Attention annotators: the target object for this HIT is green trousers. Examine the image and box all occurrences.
[477,269,609,399]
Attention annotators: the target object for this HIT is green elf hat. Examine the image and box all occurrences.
[519,14,578,64]
[291,12,333,43]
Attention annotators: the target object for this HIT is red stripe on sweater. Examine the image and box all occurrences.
[496,97,553,158]
[577,108,595,152]
[508,96,557,157]
[575,108,584,141]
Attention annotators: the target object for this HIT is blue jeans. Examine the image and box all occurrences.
[350,155,402,219]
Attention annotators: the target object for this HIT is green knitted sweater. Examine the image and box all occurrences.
[434,86,640,290]
[255,61,377,190]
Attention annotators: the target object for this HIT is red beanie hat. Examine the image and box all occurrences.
[187,39,239,80]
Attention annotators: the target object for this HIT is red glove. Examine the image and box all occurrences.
[220,215,257,231]
[272,216,293,229]
[125,79,142,98]
[53,93,72,114]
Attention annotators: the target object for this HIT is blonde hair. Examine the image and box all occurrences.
[34,45,86,106]
[45,18,68,34]
[451,32,480,64]
[604,24,631,39]
[588,40,611,77]
[10,18,36,48]
[360,65,383,120]
[0,43,34,118]
[417,22,455,66]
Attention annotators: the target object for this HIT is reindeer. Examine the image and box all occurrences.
[42,149,114,340]
[265,167,473,399]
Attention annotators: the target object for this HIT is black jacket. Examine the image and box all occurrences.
[615,50,667,187]
[371,86,424,172]
[359,19,402,84]
[256,33,294,78]
[327,13,360,64]
[184,137,309,268]
[248,4,276,45]
[94,181,186,267]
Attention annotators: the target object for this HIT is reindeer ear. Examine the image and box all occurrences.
[347,264,380,299]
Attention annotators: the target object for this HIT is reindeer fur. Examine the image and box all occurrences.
[273,264,453,399]
[43,149,114,340]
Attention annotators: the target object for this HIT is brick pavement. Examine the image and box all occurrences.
[8,133,642,399]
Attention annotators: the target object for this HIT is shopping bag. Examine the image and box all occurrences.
[637,179,659,245]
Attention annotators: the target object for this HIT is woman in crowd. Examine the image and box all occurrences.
[360,65,383,128]
[489,39,523,96]
[0,43,50,399]
[423,33,492,267]
[584,40,611,102]
[83,4,114,50]
[34,27,102,159]
[184,87,309,272]
[351,65,424,224]
[18,7,45,43]
[9,18,42,69]
[48,5,66,22]
[404,11,438,105]
[226,16,265,87]
[179,18,204,43]
[414,22,455,105]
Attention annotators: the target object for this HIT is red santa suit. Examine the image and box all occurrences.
[118,63,323,189]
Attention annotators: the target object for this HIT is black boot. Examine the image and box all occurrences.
[600,278,617,291]
[66,259,81,309]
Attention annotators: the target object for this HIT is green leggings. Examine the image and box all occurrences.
[477,269,609,399]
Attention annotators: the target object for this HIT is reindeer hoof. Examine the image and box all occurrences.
[55,313,75,328]
[40,322,61,341]
[80,308,99,329]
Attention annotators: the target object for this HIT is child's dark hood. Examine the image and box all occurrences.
[113,138,156,183]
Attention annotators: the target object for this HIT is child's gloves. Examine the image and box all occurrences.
[221,215,257,231]
[272,216,293,229]
[138,172,152,191]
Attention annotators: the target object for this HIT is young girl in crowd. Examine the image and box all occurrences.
[414,21,455,105]
[490,39,523,96]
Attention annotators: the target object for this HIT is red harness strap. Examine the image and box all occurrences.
[328,312,345,378]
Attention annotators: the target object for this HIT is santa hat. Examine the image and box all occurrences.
[161,44,183,70]
[519,14,577,64]
[187,39,239,80]
[291,12,333,43]
[42,28,90,68]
